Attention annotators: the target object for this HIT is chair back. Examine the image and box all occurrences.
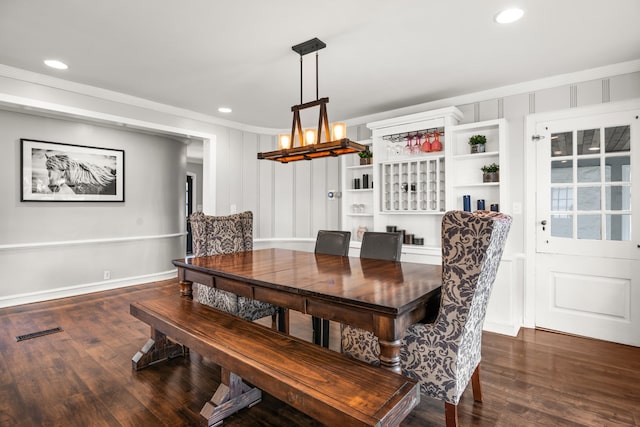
[314,230,351,256]
[189,211,253,256]
[438,210,511,349]
[360,231,403,261]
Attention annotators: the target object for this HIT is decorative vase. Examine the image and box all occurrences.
[360,157,372,165]
[470,144,486,154]
[356,226,368,241]
[483,172,499,183]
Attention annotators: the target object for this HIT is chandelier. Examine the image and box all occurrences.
[257,38,368,163]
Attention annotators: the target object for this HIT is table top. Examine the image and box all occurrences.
[173,248,442,315]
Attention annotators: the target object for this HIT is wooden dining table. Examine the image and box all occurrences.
[173,248,442,373]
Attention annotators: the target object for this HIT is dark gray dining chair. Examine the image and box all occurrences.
[359,231,403,261]
[313,230,351,347]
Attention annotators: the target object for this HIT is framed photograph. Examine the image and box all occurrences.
[21,139,125,202]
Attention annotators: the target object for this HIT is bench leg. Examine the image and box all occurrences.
[201,370,262,426]
[132,327,187,371]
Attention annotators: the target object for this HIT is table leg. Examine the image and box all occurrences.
[378,338,402,374]
[179,279,193,298]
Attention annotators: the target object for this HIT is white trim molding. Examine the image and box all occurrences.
[0,270,177,308]
[0,64,278,135]
[0,232,184,251]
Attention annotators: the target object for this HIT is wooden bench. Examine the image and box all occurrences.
[130,295,419,427]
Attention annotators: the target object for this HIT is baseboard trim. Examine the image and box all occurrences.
[483,321,521,337]
[0,270,177,308]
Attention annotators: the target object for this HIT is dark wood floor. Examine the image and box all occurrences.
[1,280,638,426]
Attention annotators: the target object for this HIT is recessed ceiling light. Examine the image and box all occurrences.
[44,59,68,70]
[218,107,232,113]
[495,8,524,24]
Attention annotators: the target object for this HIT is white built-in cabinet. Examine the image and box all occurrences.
[340,107,518,336]
[447,119,509,215]
[341,139,374,242]
[340,107,510,265]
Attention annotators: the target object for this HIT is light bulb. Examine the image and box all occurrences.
[279,134,291,149]
[332,122,346,140]
[304,128,317,146]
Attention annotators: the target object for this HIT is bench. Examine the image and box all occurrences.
[130,295,419,427]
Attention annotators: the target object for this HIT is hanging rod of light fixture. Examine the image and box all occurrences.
[257,37,368,163]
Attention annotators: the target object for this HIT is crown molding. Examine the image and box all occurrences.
[345,59,640,127]
[1,59,639,134]
[0,63,279,135]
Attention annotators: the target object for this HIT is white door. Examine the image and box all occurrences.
[534,108,640,346]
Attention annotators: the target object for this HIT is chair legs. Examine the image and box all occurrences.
[471,364,482,402]
[321,319,329,348]
[276,307,289,334]
[444,402,458,427]
[312,316,331,347]
[312,316,321,345]
[444,365,482,427]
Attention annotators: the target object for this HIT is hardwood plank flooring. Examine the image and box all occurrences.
[0,279,638,426]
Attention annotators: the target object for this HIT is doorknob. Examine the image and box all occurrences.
[541,220,547,231]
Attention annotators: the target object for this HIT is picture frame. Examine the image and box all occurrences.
[21,139,125,202]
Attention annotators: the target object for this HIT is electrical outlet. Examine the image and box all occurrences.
[103,270,111,280]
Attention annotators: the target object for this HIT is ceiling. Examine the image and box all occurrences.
[0,0,639,130]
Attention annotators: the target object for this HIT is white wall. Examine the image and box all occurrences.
[341,70,640,335]
[199,125,341,238]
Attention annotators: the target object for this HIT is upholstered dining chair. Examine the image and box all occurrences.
[189,211,281,328]
[312,230,351,347]
[341,210,512,427]
[359,231,403,261]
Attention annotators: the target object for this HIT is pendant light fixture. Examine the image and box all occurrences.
[258,38,369,163]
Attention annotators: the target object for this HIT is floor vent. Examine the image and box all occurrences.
[16,327,63,342]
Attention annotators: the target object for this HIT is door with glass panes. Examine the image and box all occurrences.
[535,109,639,346]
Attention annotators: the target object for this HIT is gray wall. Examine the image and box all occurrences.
[0,110,186,300]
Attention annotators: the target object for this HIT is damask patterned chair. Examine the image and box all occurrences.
[341,210,511,427]
[189,211,280,326]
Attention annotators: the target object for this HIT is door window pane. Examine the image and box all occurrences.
[577,187,600,211]
[551,132,572,157]
[606,214,631,241]
[577,158,600,183]
[551,160,573,183]
[605,126,630,153]
[551,214,573,238]
[605,156,630,182]
[577,215,601,240]
[577,129,600,155]
[551,187,573,211]
[606,186,631,211]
